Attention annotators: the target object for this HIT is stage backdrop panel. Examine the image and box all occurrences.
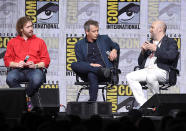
[0,0,186,113]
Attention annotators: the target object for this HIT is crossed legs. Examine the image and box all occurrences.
[71,62,106,101]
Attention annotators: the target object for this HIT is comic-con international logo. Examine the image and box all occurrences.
[66,34,84,76]
[0,36,14,49]
[41,83,59,88]
[173,37,181,71]
[106,85,134,112]
[25,0,59,29]
[0,36,14,65]
[148,0,181,29]
[107,0,140,29]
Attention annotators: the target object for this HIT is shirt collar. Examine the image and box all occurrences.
[85,36,97,44]
[16,34,36,41]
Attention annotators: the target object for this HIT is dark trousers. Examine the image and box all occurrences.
[6,68,44,97]
[71,62,108,101]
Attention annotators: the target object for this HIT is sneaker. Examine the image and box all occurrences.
[26,96,33,112]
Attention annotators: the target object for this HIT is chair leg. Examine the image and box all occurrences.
[35,91,42,109]
[131,98,135,109]
[101,87,106,101]
[76,85,108,102]
[76,86,87,102]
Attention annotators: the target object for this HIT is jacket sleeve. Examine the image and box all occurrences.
[75,42,84,62]
[4,40,15,67]
[105,35,120,51]
[155,38,178,63]
[138,50,149,67]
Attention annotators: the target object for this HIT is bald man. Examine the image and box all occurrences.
[126,20,178,106]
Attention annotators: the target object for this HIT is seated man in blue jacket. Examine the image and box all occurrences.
[71,20,120,101]
[126,20,178,106]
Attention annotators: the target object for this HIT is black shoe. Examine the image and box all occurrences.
[26,96,33,112]
[31,92,43,110]
[88,99,96,102]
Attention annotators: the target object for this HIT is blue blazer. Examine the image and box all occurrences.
[75,35,120,68]
[138,35,178,72]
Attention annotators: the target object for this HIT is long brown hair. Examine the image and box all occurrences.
[16,16,32,36]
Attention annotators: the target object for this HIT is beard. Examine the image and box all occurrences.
[150,33,156,40]
[23,30,33,38]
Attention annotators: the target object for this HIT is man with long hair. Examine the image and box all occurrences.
[4,16,50,97]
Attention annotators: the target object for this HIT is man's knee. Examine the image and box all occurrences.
[88,72,96,77]
[146,74,157,83]
[71,62,76,71]
[33,78,43,86]
[6,73,17,85]
[29,70,44,86]
[126,72,133,82]
[32,76,43,86]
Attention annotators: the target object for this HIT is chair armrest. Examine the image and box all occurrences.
[42,67,47,74]
[134,66,141,71]
[0,66,8,75]
[110,67,121,74]
[168,67,179,86]
[41,68,47,83]
[169,67,179,76]
[117,69,121,74]
[76,74,80,82]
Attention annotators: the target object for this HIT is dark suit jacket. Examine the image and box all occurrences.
[138,35,178,72]
[75,35,120,68]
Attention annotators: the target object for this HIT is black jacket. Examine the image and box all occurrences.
[138,35,178,72]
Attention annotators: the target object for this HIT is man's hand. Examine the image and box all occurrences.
[17,61,25,68]
[90,63,102,67]
[141,42,150,53]
[26,61,36,68]
[109,49,117,61]
[146,43,157,52]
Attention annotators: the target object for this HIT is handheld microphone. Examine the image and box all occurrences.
[106,51,110,55]
[24,55,29,63]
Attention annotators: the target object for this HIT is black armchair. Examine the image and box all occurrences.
[75,51,121,102]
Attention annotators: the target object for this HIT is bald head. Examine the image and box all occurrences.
[153,20,167,33]
[150,20,167,41]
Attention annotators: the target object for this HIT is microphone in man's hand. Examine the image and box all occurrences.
[24,55,29,63]
[106,51,110,55]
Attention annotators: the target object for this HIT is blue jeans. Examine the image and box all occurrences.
[6,68,44,97]
[71,62,108,101]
